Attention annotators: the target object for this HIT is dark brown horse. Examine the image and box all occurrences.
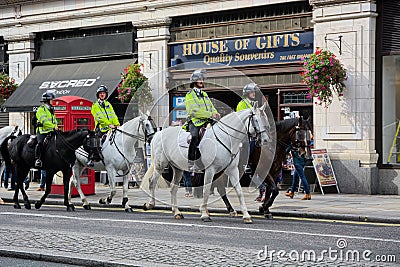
[257,117,312,218]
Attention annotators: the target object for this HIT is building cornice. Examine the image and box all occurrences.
[134,18,172,29]
[309,0,374,6]
[3,33,35,42]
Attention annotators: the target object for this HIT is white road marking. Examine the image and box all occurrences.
[1,212,399,244]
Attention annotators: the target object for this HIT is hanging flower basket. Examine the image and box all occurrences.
[117,64,153,108]
[0,73,18,105]
[300,48,347,107]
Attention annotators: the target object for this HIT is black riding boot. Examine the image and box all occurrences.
[35,144,43,168]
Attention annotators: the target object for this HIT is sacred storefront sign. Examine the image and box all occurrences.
[169,31,313,68]
[311,149,340,194]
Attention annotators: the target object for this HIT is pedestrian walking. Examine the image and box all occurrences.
[36,170,46,191]
[285,143,311,200]
[183,171,193,198]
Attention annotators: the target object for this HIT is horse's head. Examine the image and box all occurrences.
[248,102,270,146]
[139,113,157,143]
[291,117,312,160]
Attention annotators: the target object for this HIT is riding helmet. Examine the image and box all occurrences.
[96,85,108,98]
[41,90,56,102]
[243,83,259,96]
[190,69,206,83]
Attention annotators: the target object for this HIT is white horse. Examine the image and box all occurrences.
[0,126,20,173]
[68,114,154,212]
[144,105,270,223]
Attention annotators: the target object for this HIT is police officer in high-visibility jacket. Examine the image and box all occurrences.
[35,90,58,168]
[185,70,219,172]
[236,83,258,112]
[91,85,120,136]
[236,83,259,173]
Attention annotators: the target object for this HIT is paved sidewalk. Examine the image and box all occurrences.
[1,182,399,224]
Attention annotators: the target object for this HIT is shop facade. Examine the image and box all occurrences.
[0,0,399,194]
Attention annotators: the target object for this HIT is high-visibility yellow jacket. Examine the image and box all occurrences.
[91,100,120,133]
[236,98,255,112]
[185,89,217,126]
[36,104,57,134]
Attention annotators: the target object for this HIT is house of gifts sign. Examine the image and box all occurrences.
[170,31,313,68]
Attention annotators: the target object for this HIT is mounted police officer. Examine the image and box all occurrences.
[236,83,266,201]
[35,90,58,168]
[87,85,120,167]
[91,85,120,136]
[185,70,219,172]
[236,83,258,112]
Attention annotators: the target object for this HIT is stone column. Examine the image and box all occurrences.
[134,18,171,127]
[310,0,378,193]
[4,33,35,133]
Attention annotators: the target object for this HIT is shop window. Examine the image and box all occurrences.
[282,92,311,104]
[382,55,400,164]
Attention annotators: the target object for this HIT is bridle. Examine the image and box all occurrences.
[109,115,155,177]
[55,129,89,166]
[213,110,267,155]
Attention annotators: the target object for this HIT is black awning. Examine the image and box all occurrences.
[2,59,133,112]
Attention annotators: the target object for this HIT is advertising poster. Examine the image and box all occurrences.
[311,149,339,194]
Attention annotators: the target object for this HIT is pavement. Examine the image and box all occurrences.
[0,181,399,224]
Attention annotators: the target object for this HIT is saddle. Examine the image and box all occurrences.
[27,134,51,148]
[186,125,207,145]
[83,132,104,162]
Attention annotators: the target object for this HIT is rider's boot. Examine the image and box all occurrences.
[244,164,252,173]
[188,160,203,176]
[34,144,43,168]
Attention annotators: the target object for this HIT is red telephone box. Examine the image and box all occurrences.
[50,96,95,196]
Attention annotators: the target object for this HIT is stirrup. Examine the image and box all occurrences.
[35,159,42,168]
[244,164,252,173]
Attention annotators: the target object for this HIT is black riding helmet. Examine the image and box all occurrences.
[40,90,56,102]
[96,85,108,99]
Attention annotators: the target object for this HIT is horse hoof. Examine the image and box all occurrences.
[143,203,154,211]
[229,211,238,217]
[243,217,253,224]
[83,205,91,210]
[24,203,31,210]
[174,214,184,220]
[259,206,264,214]
[264,213,273,220]
[99,199,106,205]
[35,201,42,209]
[67,204,75,212]
[125,208,133,213]
[14,203,21,209]
[201,216,212,222]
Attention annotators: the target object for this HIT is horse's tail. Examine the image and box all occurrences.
[140,157,154,190]
[140,155,169,190]
[0,135,16,168]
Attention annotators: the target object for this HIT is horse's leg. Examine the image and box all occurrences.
[144,168,159,210]
[225,166,252,224]
[35,170,54,209]
[70,164,90,210]
[12,167,22,209]
[200,170,214,222]
[262,176,279,219]
[215,175,237,217]
[170,167,184,219]
[15,167,30,209]
[63,168,74,212]
[122,174,132,213]
[13,182,21,209]
[99,168,116,205]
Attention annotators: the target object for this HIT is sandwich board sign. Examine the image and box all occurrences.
[311,149,340,194]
